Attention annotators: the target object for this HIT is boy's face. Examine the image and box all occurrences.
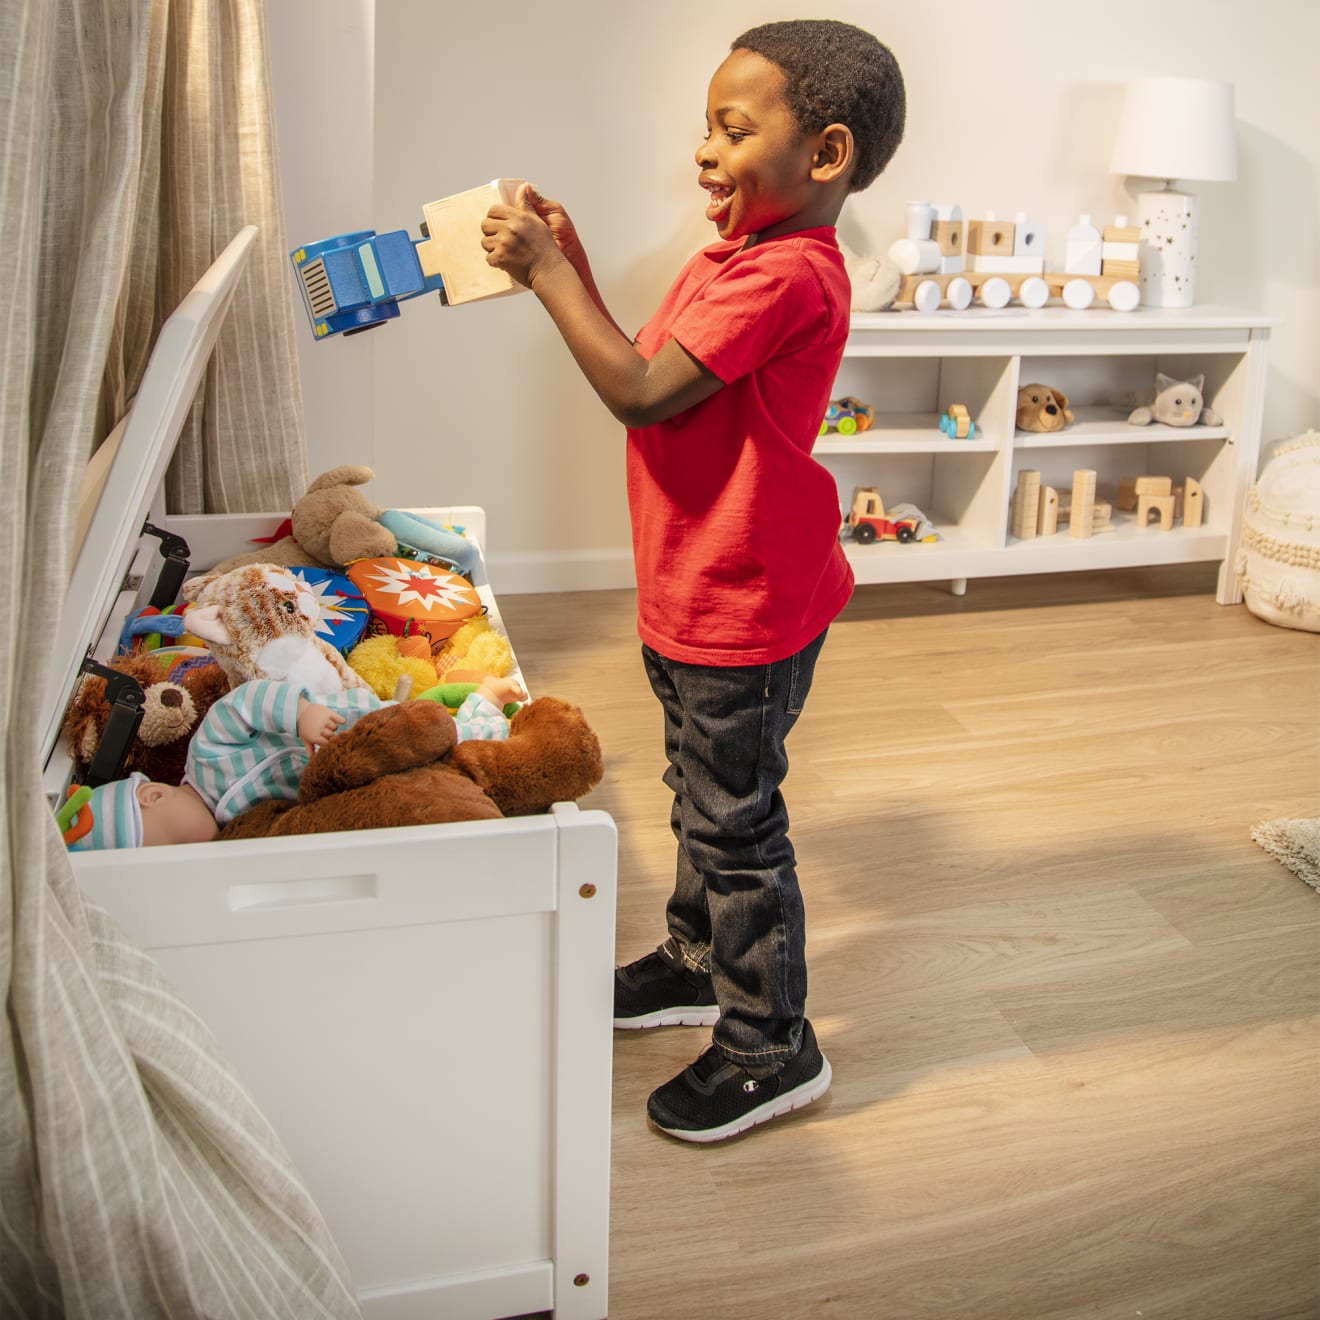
[697,49,820,244]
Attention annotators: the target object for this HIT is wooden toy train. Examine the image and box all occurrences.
[889,203,1140,313]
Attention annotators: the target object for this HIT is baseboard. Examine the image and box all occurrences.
[486,547,636,595]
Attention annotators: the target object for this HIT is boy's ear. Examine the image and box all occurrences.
[137,782,168,808]
[810,124,854,184]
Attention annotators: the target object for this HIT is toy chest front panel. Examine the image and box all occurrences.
[50,502,616,1320]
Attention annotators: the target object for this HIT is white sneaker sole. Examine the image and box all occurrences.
[652,1054,832,1143]
[613,1006,721,1030]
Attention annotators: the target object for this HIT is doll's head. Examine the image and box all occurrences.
[64,773,218,850]
[729,20,905,193]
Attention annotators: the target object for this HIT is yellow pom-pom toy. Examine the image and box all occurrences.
[346,634,439,701]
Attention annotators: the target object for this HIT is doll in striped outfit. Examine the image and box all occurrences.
[66,675,525,848]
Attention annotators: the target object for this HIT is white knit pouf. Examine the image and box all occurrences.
[1237,429,1320,632]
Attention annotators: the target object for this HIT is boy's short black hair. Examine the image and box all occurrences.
[731,19,905,192]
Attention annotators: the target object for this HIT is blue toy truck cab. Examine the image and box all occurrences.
[291,230,446,339]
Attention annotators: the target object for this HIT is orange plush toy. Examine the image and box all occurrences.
[217,695,603,839]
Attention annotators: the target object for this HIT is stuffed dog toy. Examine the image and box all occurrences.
[1016,384,1074,433]
[217,695,603,839]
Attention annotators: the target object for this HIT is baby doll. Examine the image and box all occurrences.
[64,674,527,849]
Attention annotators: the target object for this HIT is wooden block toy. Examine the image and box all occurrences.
[1069,468,1097,538]
[1182,476,1204,527]
[969,253,1046,274]
[1119,475,1173,511]
[1137,493,1177,529]
[1103,223,1141,244]
[941,403,975,438]
[1042,272,1139,311]
[1038,485,1059,535]
[966,217,1016,258]
[1137,475,1174,495]
[938,253,965,275]
[1064,215,1103,276]
[888,237,941,275]
[931,219,963,258]
[417,179,527,306]
[1012,469,1041,540]
[1013,213,1046,258]
[1101,258,1140,280]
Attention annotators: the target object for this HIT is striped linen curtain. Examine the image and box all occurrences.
[1,2,358,1315]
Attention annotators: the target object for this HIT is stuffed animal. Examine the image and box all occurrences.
[182,562,372,695]
[1126,373,1223,427]
[216,695,603,839]
[212,465,398,574]
[1016,384,1074,433]
[62,650,230,786]
[211,466,481,578]
[433,616,514,682]
[838,237,901,312]
[347,634,441,700]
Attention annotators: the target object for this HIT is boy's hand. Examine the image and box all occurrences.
[482,185,572,290]
[297,699,345,753]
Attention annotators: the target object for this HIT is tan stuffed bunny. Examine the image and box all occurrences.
[183,563,372,696]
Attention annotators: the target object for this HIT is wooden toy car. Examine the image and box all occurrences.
[819,396,876,436]
[845,486,927,544]
[940,403,975,439]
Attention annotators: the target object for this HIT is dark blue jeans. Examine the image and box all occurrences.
[642,629,827,1070]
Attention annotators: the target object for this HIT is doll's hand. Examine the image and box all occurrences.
[482,187,572,289]
[477,675,528,709]
[297,700,345,753]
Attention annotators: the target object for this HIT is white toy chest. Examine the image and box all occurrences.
[41,227,616,1320]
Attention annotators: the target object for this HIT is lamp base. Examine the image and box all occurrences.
[1136,187,1199,307]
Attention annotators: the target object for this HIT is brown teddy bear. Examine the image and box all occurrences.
[211,464,398,573]
[1016,384,1074,433]
[217,695,604,840]
[63,652,231,786]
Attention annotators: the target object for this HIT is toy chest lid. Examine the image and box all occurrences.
[42,225,258,773]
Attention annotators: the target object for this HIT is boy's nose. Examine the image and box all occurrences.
[695,136,717,168]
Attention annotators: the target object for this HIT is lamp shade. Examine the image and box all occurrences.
[1109,77,1237,182]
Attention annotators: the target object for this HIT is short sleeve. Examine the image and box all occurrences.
[666,249,833,385]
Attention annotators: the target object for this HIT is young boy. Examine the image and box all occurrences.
[483,19,904,1141]
[65,675,527,848]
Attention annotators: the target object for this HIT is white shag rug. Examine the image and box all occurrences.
[1251,817,1320,893]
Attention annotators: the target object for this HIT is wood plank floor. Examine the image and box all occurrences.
[499,564,1320,1320]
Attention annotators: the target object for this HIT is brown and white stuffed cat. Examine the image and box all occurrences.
[182,563,371,696]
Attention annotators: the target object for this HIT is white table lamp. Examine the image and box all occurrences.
[1109,76,1237,307]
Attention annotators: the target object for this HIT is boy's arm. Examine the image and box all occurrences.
[484,190,723,429]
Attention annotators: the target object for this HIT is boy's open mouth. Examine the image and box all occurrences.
[702,181,733,222]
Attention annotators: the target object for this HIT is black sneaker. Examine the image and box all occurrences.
[613,949,719,1030]
[647,1019,832,1143]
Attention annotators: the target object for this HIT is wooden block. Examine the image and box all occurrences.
[1182,477,1204,528]
[1137,493,1176,529]
[1117,477,1139,511]
[931,219,963,258]
[966,218,1015,257]
[1037,485,1059,535]
[1012,469,1041,540]
[1135,475,1173,496]
[417,179,525,305]
[1092,500,1113,529]
[1069,469,1097,539]
[1101,258,1140,280]
[1103,225,1141,243]
[1102,240,1140,263]
[969,254,1045,274]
